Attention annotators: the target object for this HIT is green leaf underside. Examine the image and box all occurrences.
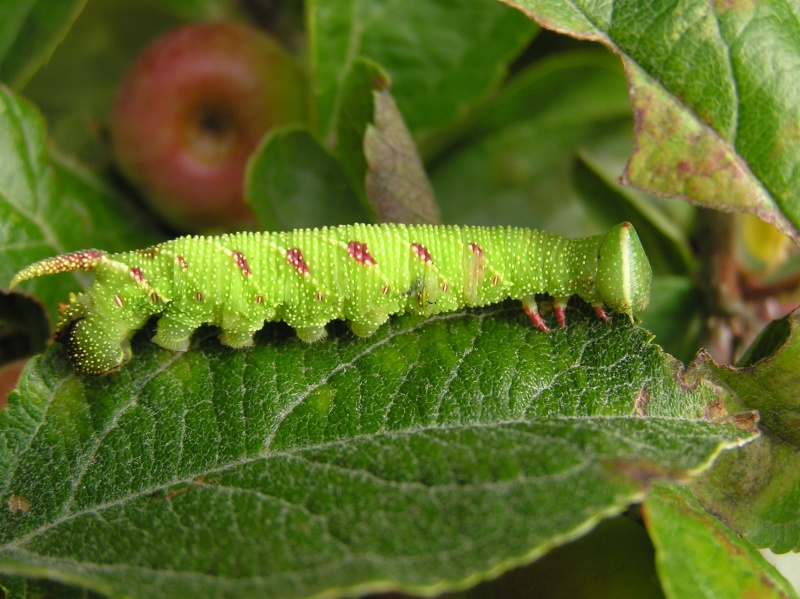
[645,483,797,599]
[364,88,441,224]
[0,306,753,598]
[504,0,800,242]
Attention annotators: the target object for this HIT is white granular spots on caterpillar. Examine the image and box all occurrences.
[9,223,651,374]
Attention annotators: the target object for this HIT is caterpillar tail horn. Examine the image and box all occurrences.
[10,250,105,288]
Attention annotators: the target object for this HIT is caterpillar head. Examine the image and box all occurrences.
[595,222,652,319]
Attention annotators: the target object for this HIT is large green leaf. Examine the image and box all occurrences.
[0,307,754,598]
[0,88,161,323]
[308,0,537,139]
[0,0,86,88]
[505,0,800,242]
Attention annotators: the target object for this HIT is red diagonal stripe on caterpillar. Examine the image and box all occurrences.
[411,242,432,264]
[286,248,310,275]
[348,240,376,266]
[232,250,252,276]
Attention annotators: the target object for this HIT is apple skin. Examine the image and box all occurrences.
[110,21,307,231]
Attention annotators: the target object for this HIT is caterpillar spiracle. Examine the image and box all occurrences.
[10,223,652,375]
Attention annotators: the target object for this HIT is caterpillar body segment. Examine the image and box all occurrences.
[10,223,652,374]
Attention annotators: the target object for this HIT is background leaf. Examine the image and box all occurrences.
[0,307,753,598]
[308,0,537,140]
[333,58,440,224]
[0,88,161,324]
[145,0,239,20]
[644,483,797,599]
[335,59,392,205]
[0,0,86,89]
[429,50,632,233]
[19,0,187,167]
[246,127,368,231]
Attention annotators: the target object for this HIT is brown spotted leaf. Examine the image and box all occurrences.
[336,59,441,224]
[364,88,441,224]
[504,0,800,242]
[697,307,800,447]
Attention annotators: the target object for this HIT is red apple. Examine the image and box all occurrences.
[110,21,307,231]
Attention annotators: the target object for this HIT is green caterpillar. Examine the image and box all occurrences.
[10,223,651,375]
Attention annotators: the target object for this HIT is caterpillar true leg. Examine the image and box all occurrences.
[521,295,549,333]
[553,297,569,328]
[593,305,610,322]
